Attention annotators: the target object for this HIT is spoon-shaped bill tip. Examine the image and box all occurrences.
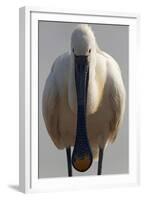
[72,153,92,172]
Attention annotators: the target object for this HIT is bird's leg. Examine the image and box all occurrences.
[97,147,104,175]
[66,147,72,177]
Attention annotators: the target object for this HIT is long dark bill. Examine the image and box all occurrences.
[72,55,93,172]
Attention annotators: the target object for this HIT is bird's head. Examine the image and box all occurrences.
[71,24,97,67]
[71,24,97,108]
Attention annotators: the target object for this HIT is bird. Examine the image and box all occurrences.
[42,24,126,176]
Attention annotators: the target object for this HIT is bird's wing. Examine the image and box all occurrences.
[42,64,62,149]
[107,58,126,143]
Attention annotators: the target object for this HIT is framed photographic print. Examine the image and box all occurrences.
[19,7,140,193]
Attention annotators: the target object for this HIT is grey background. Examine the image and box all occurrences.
[38,21,129,178]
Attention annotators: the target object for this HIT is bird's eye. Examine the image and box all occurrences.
[89,49,91,53]
[72,48,75,53]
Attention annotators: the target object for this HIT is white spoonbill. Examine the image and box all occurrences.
[42,24,126,176]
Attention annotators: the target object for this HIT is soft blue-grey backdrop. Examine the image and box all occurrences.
[38,21,128,178]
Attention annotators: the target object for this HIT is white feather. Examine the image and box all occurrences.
[42,24,126,159]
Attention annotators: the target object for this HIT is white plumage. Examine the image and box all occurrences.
[42,24,126,160]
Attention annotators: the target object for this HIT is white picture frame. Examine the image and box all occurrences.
[19,6,140,193]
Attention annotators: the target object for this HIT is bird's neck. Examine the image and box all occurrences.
[68,56,106,115]
[86,64,105,115]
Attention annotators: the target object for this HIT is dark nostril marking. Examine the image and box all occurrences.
[89,49,91,53]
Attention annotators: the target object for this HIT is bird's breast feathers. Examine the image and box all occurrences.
[52,52,125,118]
